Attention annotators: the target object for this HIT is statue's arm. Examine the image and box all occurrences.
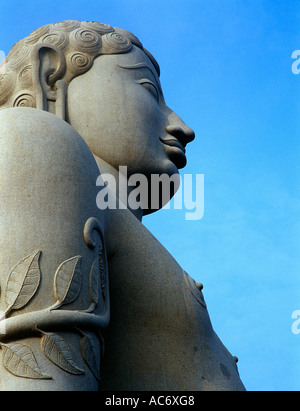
[0,108,109,391]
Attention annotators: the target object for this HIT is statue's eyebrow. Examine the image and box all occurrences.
[118,63,162,93]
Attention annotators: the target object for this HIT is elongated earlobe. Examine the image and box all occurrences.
[31,43,67,119]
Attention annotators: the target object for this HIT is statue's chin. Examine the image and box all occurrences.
[169,152,187,169]
[142,172,181,216]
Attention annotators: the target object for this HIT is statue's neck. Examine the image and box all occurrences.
[93,154,144,222]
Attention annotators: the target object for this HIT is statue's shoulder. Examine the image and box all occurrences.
[0,107,99,177]
[0,107,85,149]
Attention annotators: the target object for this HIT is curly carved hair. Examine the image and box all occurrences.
[0,20,160,110]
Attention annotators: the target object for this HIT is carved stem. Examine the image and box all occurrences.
[0,308,110,343]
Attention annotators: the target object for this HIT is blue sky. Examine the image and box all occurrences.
[0,0,299,391]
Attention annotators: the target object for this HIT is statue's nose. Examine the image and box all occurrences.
[165,124,195,147]
[165,109,195,147]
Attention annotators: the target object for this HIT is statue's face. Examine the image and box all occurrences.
[67,46,195,177]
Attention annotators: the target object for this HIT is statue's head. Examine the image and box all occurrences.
[0,20,194,180]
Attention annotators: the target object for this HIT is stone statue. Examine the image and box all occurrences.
[0,20,245,391]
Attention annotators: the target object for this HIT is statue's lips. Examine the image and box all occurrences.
[159,137,186,154]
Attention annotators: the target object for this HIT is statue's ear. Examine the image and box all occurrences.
[31,43,67,119]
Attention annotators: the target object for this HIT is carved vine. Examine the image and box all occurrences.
[0,218,109,381]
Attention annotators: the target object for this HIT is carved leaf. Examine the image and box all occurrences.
[41,332,85,375]
[80,332,101,381]
[89,256,99,307]
[1,342,51,380]
[54,256,82,306]
[5,250,41,313]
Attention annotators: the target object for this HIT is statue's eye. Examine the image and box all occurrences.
[138,79,159,101]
